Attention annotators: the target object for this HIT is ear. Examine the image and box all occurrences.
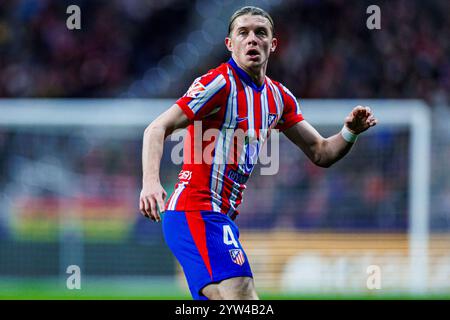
[270,37,278,53]
[225,37,233,52]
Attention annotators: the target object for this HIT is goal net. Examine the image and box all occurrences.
[0,98,445,298]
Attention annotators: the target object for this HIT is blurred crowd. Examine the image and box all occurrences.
[237,127,410,230]
[267,0,450,106]
[0,0,449,235]
[0,0,449,106]
[0,126,416,236]
[0,0,192,97]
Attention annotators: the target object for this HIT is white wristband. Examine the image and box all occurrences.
[341,126,358,143]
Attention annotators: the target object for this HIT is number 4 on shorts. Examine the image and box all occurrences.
[223,225,238,248]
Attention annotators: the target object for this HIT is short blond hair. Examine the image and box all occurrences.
[228,6,275,36]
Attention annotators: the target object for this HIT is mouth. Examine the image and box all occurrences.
[246,49,260,60]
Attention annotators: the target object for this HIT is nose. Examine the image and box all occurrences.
[247,31,257,45]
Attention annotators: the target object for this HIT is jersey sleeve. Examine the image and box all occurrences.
[176,70,228,121]
[275,84,304,131]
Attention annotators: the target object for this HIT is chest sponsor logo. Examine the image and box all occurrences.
[227,169,249,184]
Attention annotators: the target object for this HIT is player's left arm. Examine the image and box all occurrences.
[283,105,377,168]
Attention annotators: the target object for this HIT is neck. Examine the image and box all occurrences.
[232,56,267,87]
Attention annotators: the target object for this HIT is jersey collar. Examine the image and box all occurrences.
[228,57,265,92]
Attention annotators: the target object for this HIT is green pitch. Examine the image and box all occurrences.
[0,278,449,300]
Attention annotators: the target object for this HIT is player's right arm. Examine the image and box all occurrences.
[140,68,228,222]
[140,104,190,222]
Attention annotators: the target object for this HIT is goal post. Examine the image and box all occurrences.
[300,99,431,294]
[0,98,431,295]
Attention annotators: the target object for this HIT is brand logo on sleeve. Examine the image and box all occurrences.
[186,80,205,98]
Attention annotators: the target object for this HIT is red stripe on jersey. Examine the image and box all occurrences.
[228,67,248,167]
[231,66,248,129]
[167,61,304,217]
[185,211,213,279]
[253,90,262,138]
[176,69,228,121]
[218,67,247,214]
[271,80,304,131]
[266,84,278,115]
[184,125,195,165]
[177,103,195,120]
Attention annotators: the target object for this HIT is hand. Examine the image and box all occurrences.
[139,181,167,222]
[345,105,378,134]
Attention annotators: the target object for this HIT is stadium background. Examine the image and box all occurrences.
[0,0,449,299]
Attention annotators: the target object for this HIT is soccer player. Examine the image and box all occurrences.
[139,6,377,300]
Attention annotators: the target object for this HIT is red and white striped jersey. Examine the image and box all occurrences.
[165,58,304,219]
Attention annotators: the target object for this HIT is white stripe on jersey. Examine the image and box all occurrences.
[227,181,242,216]
[261,85,269,134]
[210,66,236,212]
[281,84,302,116]
[268,80,284,118]
[225,80,253,216]
[244,84,255,140]
[167,182,187,210]
[228,84,269,215]
[188,74,226,114]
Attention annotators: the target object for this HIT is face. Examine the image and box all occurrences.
[225,14,277,72]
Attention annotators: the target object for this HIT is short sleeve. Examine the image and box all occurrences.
[275,84,304,131]
[176,70,228,121]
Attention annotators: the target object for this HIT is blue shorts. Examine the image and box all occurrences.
[162,210,253,300]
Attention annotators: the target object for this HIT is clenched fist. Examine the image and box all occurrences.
[345,105,378,134]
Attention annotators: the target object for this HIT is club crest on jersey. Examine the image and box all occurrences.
[186,80,205,98]
[229,249,245,266]
[268,113,277,127]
